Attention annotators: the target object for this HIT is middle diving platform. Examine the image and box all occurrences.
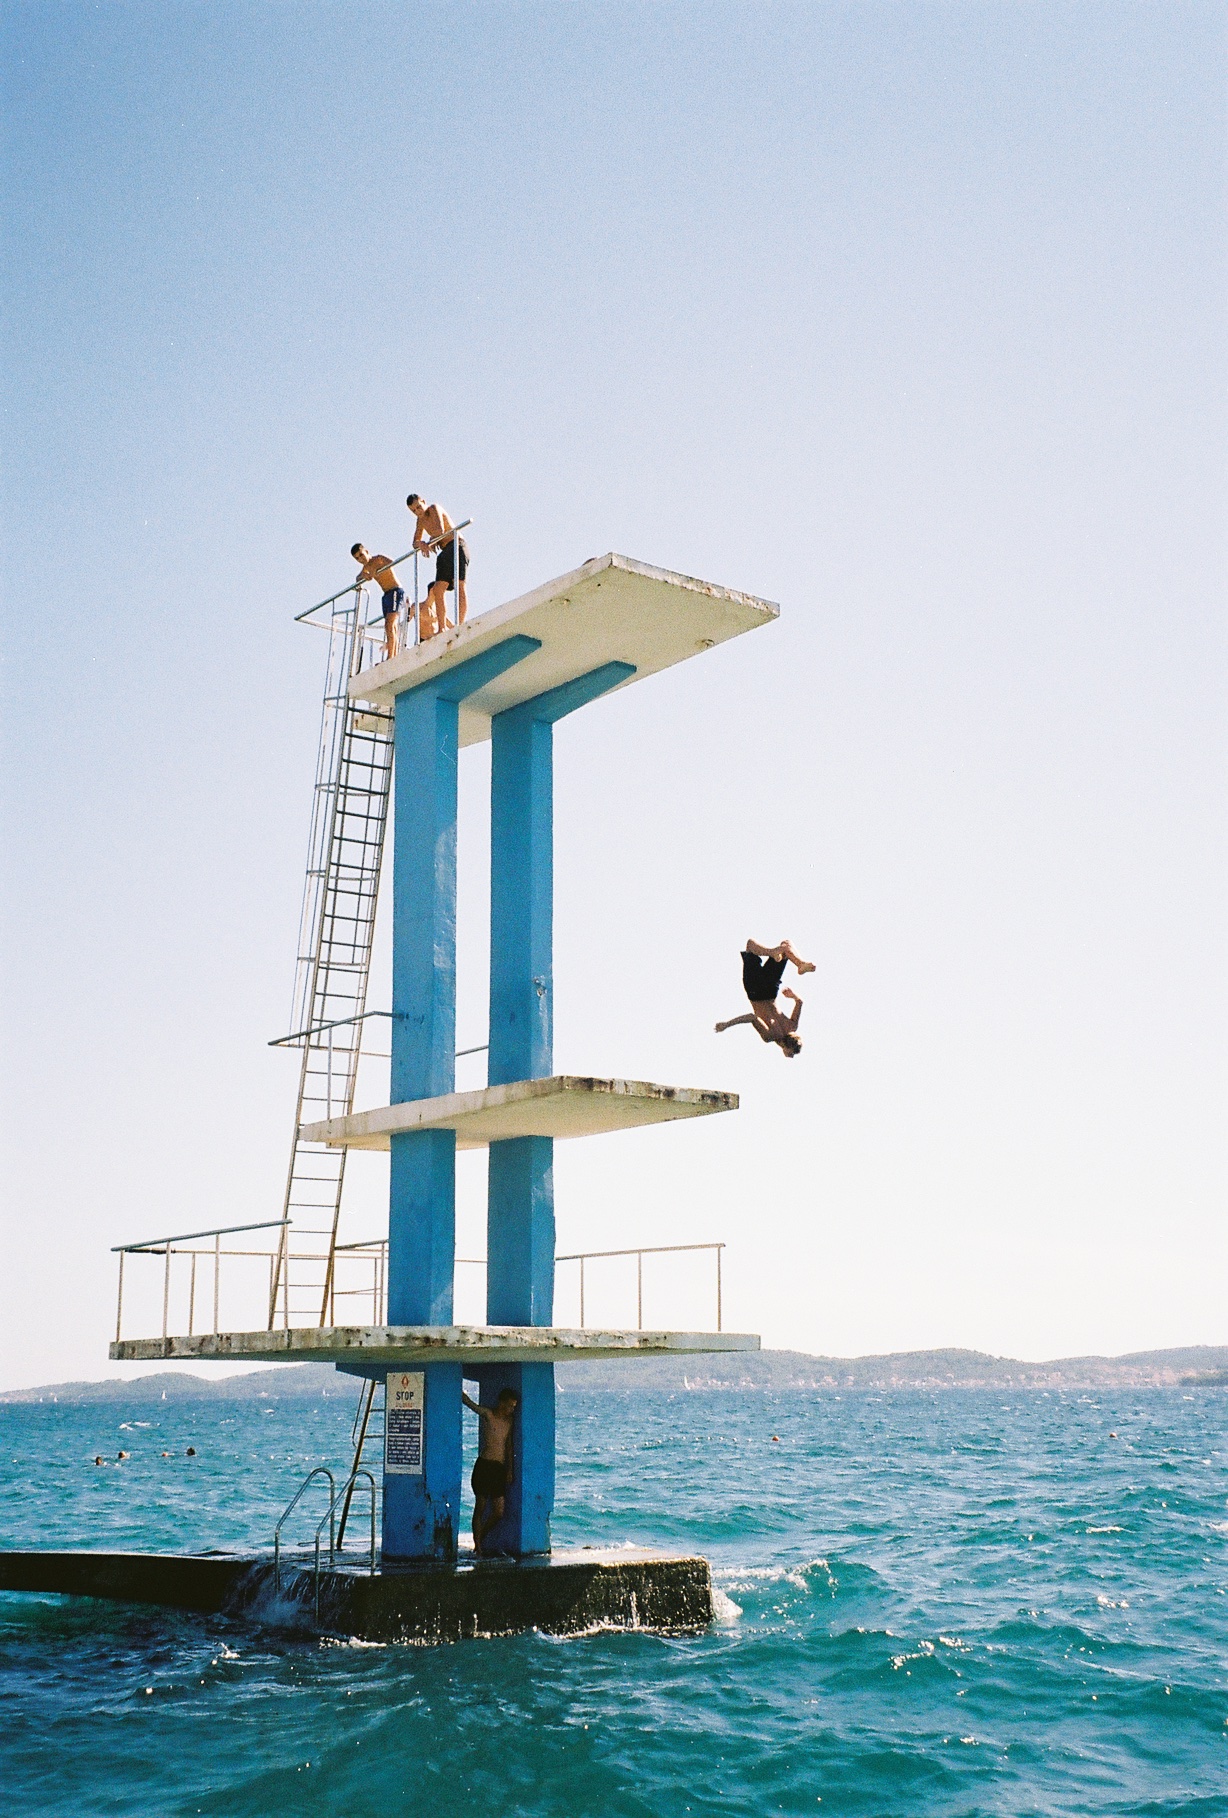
[300,1074,738,1151]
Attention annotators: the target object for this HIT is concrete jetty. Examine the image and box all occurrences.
[0,1547,712,1642]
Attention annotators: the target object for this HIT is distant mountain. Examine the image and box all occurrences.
[562,1345,1228,1392]
[0,1365,345,1404]
[3,1346,1225,1403]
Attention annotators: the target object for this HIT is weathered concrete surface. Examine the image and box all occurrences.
[110,1324,760,1366]
[0,1548,713,1641]
[349,550,778,730]
[300,1073,738,1152]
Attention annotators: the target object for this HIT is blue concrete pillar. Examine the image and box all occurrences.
[383,636,539,1562]
[485,662,633,1555]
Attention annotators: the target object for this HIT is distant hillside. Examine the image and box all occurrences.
[561,1345,1228,1392]
[0,1365,346,1404]
[3,1345,1225,1403]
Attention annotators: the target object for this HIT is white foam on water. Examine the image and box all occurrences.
[711,1587,743,1624]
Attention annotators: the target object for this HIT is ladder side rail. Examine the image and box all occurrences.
[273,595,368,1322]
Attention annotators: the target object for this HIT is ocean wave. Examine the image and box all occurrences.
[714,1556,836,1596]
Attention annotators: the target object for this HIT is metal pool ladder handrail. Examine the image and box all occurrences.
[313,1469,378,1621]
[274,1466,336,1591]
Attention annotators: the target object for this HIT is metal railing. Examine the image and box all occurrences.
[273,1464,378,1619]
[274,1466,336,1591]
[112,1220,389,1343]
[296,518,472,667]
[268,1007,488,1073]
[556,1242,724,1332]
[114,1220,289,1344]
[314,1469,378,1617]
[113,1226,725,1343]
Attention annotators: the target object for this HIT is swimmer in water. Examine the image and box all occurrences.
[714,937,815,1059]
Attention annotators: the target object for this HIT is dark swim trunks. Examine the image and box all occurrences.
[471,1457,507,1499]
[381,587,405,619]
[435,536,469,591]
[742,949,786,1004]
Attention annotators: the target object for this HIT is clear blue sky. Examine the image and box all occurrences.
[2,2,1224,1388]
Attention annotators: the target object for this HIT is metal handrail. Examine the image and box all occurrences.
[113,1229,724,1342]
[314,1469,377,1620]
[112,1218,289,1254]
[268,1008,397,1049]
[274,1466,336,1591]
[296,519,472,626]
[555,1242,725,1332]
[268,1005,487,1061]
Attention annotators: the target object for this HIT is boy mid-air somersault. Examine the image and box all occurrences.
[715,938,815,1059]
[462,1386,520,1556]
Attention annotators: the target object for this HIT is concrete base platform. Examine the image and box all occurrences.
[0,1548,712,1642]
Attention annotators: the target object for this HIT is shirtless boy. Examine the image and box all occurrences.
[406,494,468,637]
[351,544,404,660]
[462,1386,519,1556]
[715,938,815,1059]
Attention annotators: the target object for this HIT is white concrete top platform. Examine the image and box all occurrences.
[300,1074,738,1152]
[349,551,778,738]
[110,1325,760,1366]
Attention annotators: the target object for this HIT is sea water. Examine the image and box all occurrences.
[0,1385,1224,1816]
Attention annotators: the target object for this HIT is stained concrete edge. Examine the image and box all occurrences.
[0,1548,714,1642]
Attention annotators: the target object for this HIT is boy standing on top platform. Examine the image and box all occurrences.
[407,493,468,638]
[351,544,404,660]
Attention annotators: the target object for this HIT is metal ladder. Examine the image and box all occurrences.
[337,1377,385,1547]
[269,589,394,1327]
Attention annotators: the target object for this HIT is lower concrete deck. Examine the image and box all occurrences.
[0,1547,712,1642]
[110,1323,759,1365]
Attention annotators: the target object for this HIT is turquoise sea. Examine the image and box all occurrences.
[1,1385,1225,1816]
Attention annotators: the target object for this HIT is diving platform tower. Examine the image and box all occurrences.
[113,552,776,1565]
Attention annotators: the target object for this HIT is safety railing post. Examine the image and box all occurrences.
[162,1244,171,1341]
[579,1255,585,1328]
[717,1245,723,1332]
[637,1251,643,1330]
[188,1252,197,1337]
[115,1251,125,1345]
[213,1231,220,1334]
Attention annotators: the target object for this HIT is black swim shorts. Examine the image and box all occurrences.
[742,949,786,1004]
[381,587,405,618]
[435,536,469,590]
[471,1457,507,1499]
